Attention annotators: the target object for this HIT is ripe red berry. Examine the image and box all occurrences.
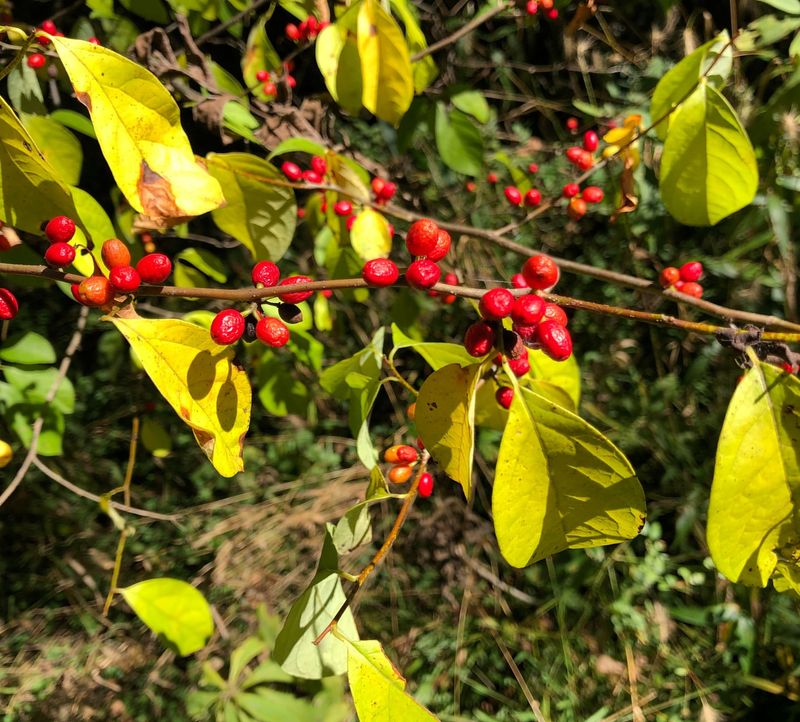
[286,23,301,41]
[371,177,386,196]
[418,472,434,498]
[680,281,704,298]
[101,238,131,269]
[479,288,515,320]
[537,320,572,361]
[562,183,580,199]
[547,8,559,20]
[566,116,579,132]
[281,161,302,182]
[443,272,459,286]
[211,309,245,345]
[566,146,583,164]
[504,186,522,206]
[522,255,559,290]
[251,261,280,287]
[526,0,539,14]
[511,294,545,326]
[278,275,313,304]
[302,170,322,184]
[464,321,495,357]
[40,19,57,34]
[362,258,399,287]
[77,275,114,307]
[659,267,680,288]
[346,215,357,231]
[568,197,587,220]
[109,265,141,293]
[255,69,270,82]
[508,354,531,377]
[576,151,594,171]
[543,302,568,326]
[674,280,686,292]
[487,172,499,184]
[0,288,19,319]
[406,219,440,257]
[496,386,514,409]
[286,75,297,88]
[263,81,277,96]
[524,188,542,207]
[528,162,539,173]
[379,181,397,201]
[679,261,703,282]
[388,465,413,484]
[466,181,476,192]
[311,155,327,176]
[441,293,457,305]
[511,273,528,289]
[256,316,290,347]
[44,242,75,268]
[27,53,45,69]
[334,200,353,217]
[427,229,451,261]
[406,259,441,289]
[398,445,419,463]
[87,36,101,45]
[44,215,76,243]
[513,323,538,345]
[582,130,599,152]
[136,253,172,284]
[581,186,604,203]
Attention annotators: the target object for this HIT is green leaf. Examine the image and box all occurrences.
[528,349,581,408]
[0,332,56,365]
[140,417,173,458]
[358,0,414,126]
[21,114,83,186]
[757,0,800,13]
[651,31,732,140]
[391,324,475,370]
[450,89,490,124]
[749,14,800,45]
[120,0,170,22]
[120,578,214,656]
[660,83,758,226]
[228,637,267,685]
[175,247,228,284]
[707,361,800,588]
[268,138,327,159]
[3,366,75,414]
[257,352,313,417]
[416,362,485,500]
[242,15,283,100]
[68,186,119,276]
[345,638,439,721]
[273,531,359,678]
[316,21,363,116]
[9,405,64,456]
[492,388,646,568]
[209,61,249,107]
[492,151,530,194]
[222,101,260,142]
[329,500,381,554]
[50,109,97,139]
[313,293,333,332]
[237,689,317,722]
[389,0,438,92]
[7,61,45,115]
[350,208,391,261]
[206,152,296,262]
[434,105,484,176]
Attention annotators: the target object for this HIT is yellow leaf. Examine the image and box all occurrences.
[357,0,414,126]
[111,317,251,477]
[316,22,363,115]
[350,208,391,261]
[49,36,224,224]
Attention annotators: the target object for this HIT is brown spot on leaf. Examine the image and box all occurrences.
[75,90,92,112]
[137,160,188,225]
[369,23,377,36]
[180,406,191,420]
[636,514,646,533]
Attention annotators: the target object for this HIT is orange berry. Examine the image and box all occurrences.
[388,465,414,484]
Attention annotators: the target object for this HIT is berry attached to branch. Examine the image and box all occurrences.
[406,259,441,289]
[362,258,400,287]
[211,309,246,345]
[256,317,291,347]
[44,216,76,243]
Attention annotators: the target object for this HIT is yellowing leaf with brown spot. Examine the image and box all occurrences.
[49,36,224,224]
[357,0,414,126]
[111,317,251,477]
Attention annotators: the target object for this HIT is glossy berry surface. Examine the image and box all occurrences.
[44,242,75,268]
[302,170,322,184]
[40,19,57,34]
[77,276,114,307]
[443,272,459,286]
[281,161,302,181]
[566,116,579,131]
[418,472,434,497]
[526,0,539,14]
[136,253,172,284]
[511,294,545,326]
[511,273,528,289]
[660,267,680,288]
[405,219,440,257]
[371,177,386,196]
[251,260,280,287]
[479,288,515,320]
[508,354,531,377]
[566,146,583,164]
[464,321,495,357]
[522,255,559,290]
[543,302,568,326]
[576,150,594,171]
[256,316,290,347]
[27,53,45,69]
[333,200,353,217]
[388,465,413,484]
[405,259,441,289]
[109,265,141,293]
[0,288,18,319]
[568,196,587,220]
[504,186,522,205]
[262,81,277,96]
[278,275,313,304]
[524,189,542,207]
[537,320,573,361]
[255,69,270,82]
[362,258,399,287]
[582,130,599,152]
[427,229,451,261]
[582,186,604,203]
[562,183,580,198]
[679,261,703,282]
[45,216,76,243]
[101,238,131,269]
[285,23,301,41]
[311,155,327,176]
[378,181,397,201]
[210,309,245,345]
[496,386,514,409]
[680,281,703,298]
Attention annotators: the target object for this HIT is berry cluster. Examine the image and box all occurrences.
[285,16,328,43]
[281,154,328,185]
[563,183,604,220]
[504,185,542,208]
[254,62,296,99]
[659,261,704,298]
[525,0,559,19]
[27,19,100,69]
[383,442,434,497]
[565,129,599,171]
[370,176,397,204]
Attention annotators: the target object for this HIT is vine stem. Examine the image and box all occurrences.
[382,356,419,397]
[313,453,429,646]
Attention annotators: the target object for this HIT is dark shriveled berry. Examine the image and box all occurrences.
[278,303,303,324]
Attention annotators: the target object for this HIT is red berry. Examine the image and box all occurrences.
[397,445,419,463]
[0,288,18,319]
[464,321,495,357]
[286,75,297,88]
[362,258,399,287]
[278,275,313,304]
[40,19,57,34]
[256,69,270,82]
[262,81,277,96]
[44,215,76,243]
[441,293,457,305]
[568,197,587,220]
[479,288,515,320]
[566,146,583,164]
[371,177,386,196]
[547,8,558,19]
[443,272,459,285]
[582,130,599,152]
[566,117,579,132]
[522,255,559,290]
[306,16,319,34]
[321,289,333,298]
[281,161,302,182]
[87,36,101,45]
[406,259,441,289]
[77,275,114,307]
[136,253,172,284]
[466,181,476,192]
[496,386,514,409]
[508,354,530,377]
[286,23,301,41]
[504,186,522,206]
[680,281,703,298]
[334,200,353,217]
[27,53,45,69]
[526,0,539,14]
[674,280,686,292]
[679,261,703,282]
[346,215,356,231]
[427,229,451,262]
[418,472,434,498]
[297,207,306,219]
[379,181,397,201]
[513,323,538,345]
[576,151,594,171]
[70,283,82,302]
[659,267,680,288]
[416,436,425,450]
[302,170,322,184]
[487,172,499,184]
[44,242,75,268]
[562,183,580,198]
[524,189,542,207]
[582,186,604,204]
[0,234,11,252]
[511,273,528,289]
[511,294,545,326]
[528,162,539,173]
[252,261,280,287]
[406,219,440,257]
[101,238,131,269]
[109,265,141,293]
[211,309,245,345]
[543,302,568,326]
[537,320,572,361]
[256,316,290,347]
[311,155,327,176]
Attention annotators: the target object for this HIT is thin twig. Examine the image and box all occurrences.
[194,0,274,45]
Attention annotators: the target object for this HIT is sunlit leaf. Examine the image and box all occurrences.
[316,21,363,116]
[242,15,283,101]
[434,105,483,176]
[350,208,391,261]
